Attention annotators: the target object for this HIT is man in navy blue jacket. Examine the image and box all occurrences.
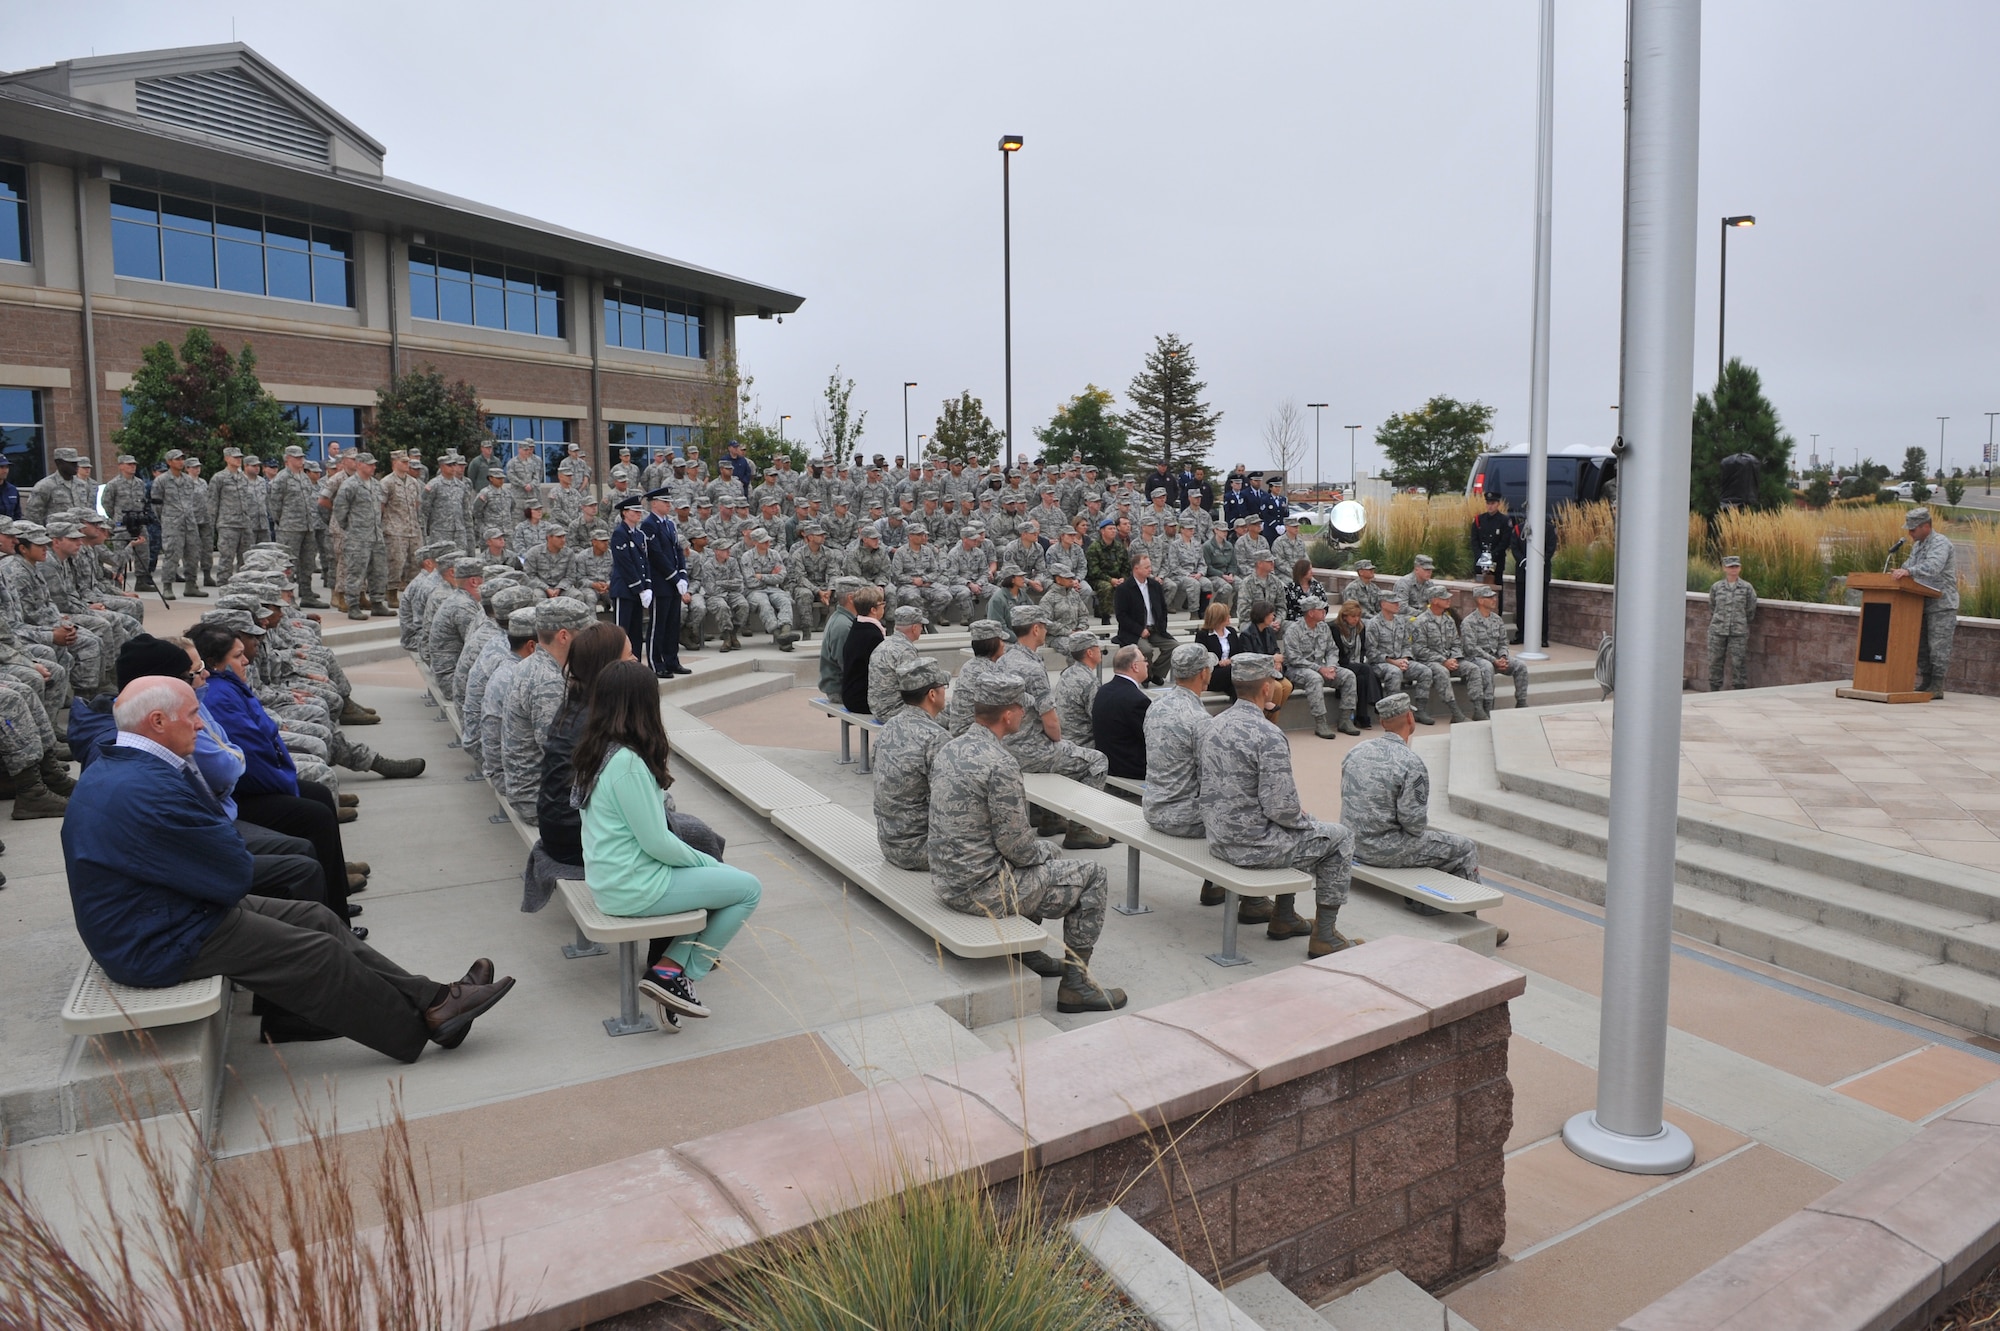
[640,487,690,677]
[608,495,650,663]
[63,676,515,1062]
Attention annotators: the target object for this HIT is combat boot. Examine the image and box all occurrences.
[775,628,800,653]
[348,607,371,621]
[720,627,740,653]
[369,754,426,779]
[1314,713,1339,740]
[339,698,380,726]
[1266,893,1313,940]
[1412,705,1436,725]
[1447,695,1469,723]
[38,753,75,796]
[1337,712,1360,736]
[387,590,400,609]
[332,590,349,612]
[369,599,392,617]
[1306,909,1365,958]
[8,764,66,819]
[1236,896,1274,924]
[300,593,329,609]
[182,581,208,598]
[1017,948,1065,978]
[1199,881,1225,906]
[1062,820,1112,850]
[1056,947,1128,1013]
[1468,699,1489,722]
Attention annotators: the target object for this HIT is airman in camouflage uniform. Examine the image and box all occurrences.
[871,657,951,871]
[1341,692,1479,881]
[43,521,134,662]
[1143,643,1216,841]
[1201,654,1358,954]
[379,450,426,598]
[269,447,325,604]
[3,523,105,693]
[154,451,208,598]
[500,596,589,822]
[1001,605,1112,849]
[522,528,575,598]
[1085,523,1130,620]
[943,621,1011,737]
[1705,555,1758,692]
[1232,516,1271,570]
[788,524,839,634]
[928,670,1125,1010]
[1394,555,1439,614]
[25,447,92,526]
[891,524,953,624]
[1040,565,1094,638]
[1363,592,1426,711]
[423,454,474,550]
[1343,561,1384,616]
[426,559,487,696]
[1237,552,1289,618]
[1052,631,1103,750]
[503,443,544,519]
[207,448,260,583]
[1201,524,1240,610]
[545,465,586,530]
[470,471,513,545]
[844,524,894,590]
[460,596,537,770]
[1161,520,1211,613]
[330,452,390,618]
[1280,597,1360,738]
[1459,586,1527,717]
[1895,507,1959,697]
[868,607,927,720]
[1409,590,1472,723]
[681,532,718,647]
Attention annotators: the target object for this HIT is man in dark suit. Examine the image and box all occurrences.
[1113,552,1177,684]
[1091,643,1153,780]
[608,495,650,663]
[640,488,691,677]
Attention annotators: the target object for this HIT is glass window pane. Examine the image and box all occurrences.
[310,227,351,258]
[437,250,472,279]
[109,186,158,223]
[505,267,533,293]
[621,307,642,347]
[686,316,702,360]
[267,246,311,301]
[160,196,213,233]
[217,238,265,294]
[0,388,35,424]
[665,317,684,358]
[312,256,351,306]
[473,258,504,285]
[162,228,215,287]
[284,403,318,432]
[603,298,621,345]
[409,271,438,320]
[538,273,563,298]
[473,282,505,328]
[111,218,161,280]
[409,246,436,277]
[537,294,560,337]
[265,215,309,250]
[214,207,261,243]
[439,277,472,324]
[322,407,359,436]
[644,313,666,354]
[0,200,23,265]
[505,286,535,330]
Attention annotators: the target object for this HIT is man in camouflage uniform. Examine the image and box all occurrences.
[44,520,134,661]
[1459,586,1528,717]
[188,458,218,586]
[681,531,718,648]
[742,526,800,648]
[478,607,538,790]
[522,526,575,598]
[845,522,894,589]
[421,452,471,553]
[154,449,208,599]
[269,446,325,605]
[1364,591,1426,712]
[1343,560,1385,616]
[101,454,151,574]
[461,599,538,773]
[609,447,640,491]
[1202,654,1358,955]
[891,522,953,625]
[25,447,91,526]
[1237,551,1289,618]
[206,447,257,583]
[1040,563,1094,638]
[426,559,487,697]
[398,542,450,651]
[1270,523,1311,577]
[1051,630,1102,750]
[866,605,928,720]
[1282,596,1360,738]
[928,670,1125,1010]
[1085,520,1129,622]
[943,621,1011,737]
[379,450,426,601]
[1232,516,1271,570]
[1394,555,1439,613]
[1002,604,1113,848]
[546,462,586,530]
[470,469,513,545]
[787,522,839,635]
[1200,521,1240,611]
[331,452,390,619]
[1161,518,1209,613]
[1342,691,1480,884]
[1142,642,1225,909]
[1409,589,1472,723]
[3,522,106,694]
[1893,507,1959,697]
[500,596,588,822]
[871,656,951,871]
[504,441,544,520]
[708,537,751,649]
[1705,555,1758,692]
[571,524,613,609]
[941,529,992,626]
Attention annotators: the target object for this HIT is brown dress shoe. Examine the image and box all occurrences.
[425,976,515,1049]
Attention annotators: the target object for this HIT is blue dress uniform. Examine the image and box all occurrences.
[640,490,689,676]
[608,498,651,661]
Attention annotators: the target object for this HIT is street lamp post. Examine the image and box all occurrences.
[1986,412,1997,495]
[904,382,917,463]
[1345,426,1362,490]
[1938,417,1949,489]
[779,415,790,443]
[1307,403,1328,497]
[999,135,1023,469]
[1810,433,1818,469]
[1718,215,1755,385]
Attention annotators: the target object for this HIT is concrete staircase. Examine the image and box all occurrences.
[1428,710,2000,1036]
[1228,1269,1478,1329]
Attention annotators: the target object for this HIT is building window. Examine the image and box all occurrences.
[0,388,46,487]
[283,403,362,466]
[603,287,703,358]
[109,185,353,307]
[0,163,27,265]
[489,415,574,482]
[607,422,699,469]
[408,245,564,339]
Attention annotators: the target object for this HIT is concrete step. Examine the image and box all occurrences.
[1225,1271,1328,1329]
[1317,1269,1480,1329]
[664,669,796,717]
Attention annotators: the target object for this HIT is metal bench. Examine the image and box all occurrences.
[771,803,1049,960]
[555,878,709,1037]
[1105,776,1146,799]
[1349,862,1504,915]
[62,962,228,1036]
[806,696,885,772]
[1022,773,1313,967]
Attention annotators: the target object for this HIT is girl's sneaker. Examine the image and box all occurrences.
[639,966,710,1018]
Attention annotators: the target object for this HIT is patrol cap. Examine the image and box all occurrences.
[1353,559,1375,571]
[505,607,540,635]
[1413,555,1435,569]
[1428,588,1453,605]
[10,522,49,546]
[44,520,82,540]
[1298,595,1328,613]
[52,447,79,462]
[205,609,266,638]
[164,449,185,461]
[1171,642,1217,678]
[1905,506,1932,529]
[304,460,322,474]
[590,524,611,541]
[799,521,825,536]
[484,564,521,582]
[1721,555,1742,568]
[996,563,1025,581]
[119,453,140,464]
[1473,586,1497,600]
[968,671,1028,707]
[213,593,263,613]
[833,576,866,596]
[1375,691,1415,720]
[484,526,507,541]
[859,523,882,540]
[450,556,485,578]
[523,497,544,512]
[1231,653,1279,683]
[686,528,710,542]
[892,605,927,627]
[537,596,596,633]
[746,527,771,543]
[78,512,110,530]
[351,451,376,465]
[1016,519,1038,534]
[1149,487,1168,498]
[544,525,569,541]
[968,618,1008,642]
[1255,550,1276,565]
[1378,588,1402,604]
[283,445,305,459]
[1009,603,1050,629]
[905,522,927,536]
[1234,516,1258,528]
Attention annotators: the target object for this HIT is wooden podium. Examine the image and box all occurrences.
[1836,572,1941,703]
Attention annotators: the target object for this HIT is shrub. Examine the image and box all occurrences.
[1823,503,1909,581]
[1968,525,2000,621]
[1551,501,1616,585]
[1714,508,1827,603]
[1351,494,1481,577]
[1687,559,1723,593]
[1945,476,1968,507]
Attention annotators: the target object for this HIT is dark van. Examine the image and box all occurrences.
[1465,446,1618,516]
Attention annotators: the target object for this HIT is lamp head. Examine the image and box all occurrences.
[999,135,1024,152]
[1724,215,1756,228]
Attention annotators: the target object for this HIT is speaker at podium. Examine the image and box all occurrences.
[1837,572,1941,703]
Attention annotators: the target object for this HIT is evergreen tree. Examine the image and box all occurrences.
[1690,358,1795,515]
[367,367,488,472]
[1374,395,1495,496]
[1898,446,1929,484]
[1034,385,1131,475]
[1119,334,1221,472]
[114,326,294,470]
[931,391,1003,465]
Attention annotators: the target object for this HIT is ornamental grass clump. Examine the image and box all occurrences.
[1966,525,2000,621]
[1552,501,1616,585]
[1823,501,1910,583]
[1351,494,1481,577]
[1714,507,1826,604]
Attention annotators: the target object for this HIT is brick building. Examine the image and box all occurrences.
[0,42,802,486]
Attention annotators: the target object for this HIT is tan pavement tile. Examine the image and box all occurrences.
[1836,1046,2000,1121]
[1900,819,1998,842]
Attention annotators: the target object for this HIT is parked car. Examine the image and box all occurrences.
[1466,444,1619,515]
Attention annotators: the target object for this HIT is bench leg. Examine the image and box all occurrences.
[857,728,872,775]
[1112,844,1151,916]
[1205,890,1251,967]
[562,925,609,959]
[603,940,659,1037]
[420,690,436,707]
[836,720,853,766]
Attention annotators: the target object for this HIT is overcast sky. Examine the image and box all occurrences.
[15,3,1999,479]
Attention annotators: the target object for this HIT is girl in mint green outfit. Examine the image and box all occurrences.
[578,662,762,1020]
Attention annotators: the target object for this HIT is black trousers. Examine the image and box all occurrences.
[648,592,683,674]
[612,595,645,663]
[185,897,444,1063]
[238,784,350,919]
[246,844,326,908]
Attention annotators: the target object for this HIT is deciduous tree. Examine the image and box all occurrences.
[115,326,294,471]
[814,367,867,464]
[1035,385,1130,475]
[931,391,1003,465]
[1374,395,1495,496]
[367,367,488,472]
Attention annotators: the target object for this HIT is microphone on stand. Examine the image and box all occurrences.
[1881,536,1907,574]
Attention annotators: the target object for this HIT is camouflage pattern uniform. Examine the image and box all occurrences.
[943,653,1009,737]
[1459,605,1528,707]
[1053,658,1099,749]
[2,551,104,691]
[1200,533,1239,610]
[743,543,794,635]
[891,537,952,621]
[1344,575,1385,617]
[788,541,840,632]
[500,643,566,821]
[1364,605,1424,701]
[1705,575,1758,691]
[1341,732,1478,879]
[1409,607,1472,719]
[1201,698,1353,910]
[999,640,1109,788]
[867,630,921,721]
[330,471,388,608]
[155,468,207,590]
[1162,532,1210,613]
[460,625,522,771]
[270,462,321,594]
[1141,684,1211,838]
[380,466,426,594]
[1280,618,1357,721]
[426,583,484,698]
[928,723,1108,952]
[522,542,574,596]
[1085,535,1130,619]
[708,545,751,635]
[1903,527,1959,692]
[1237,567,1290,616]
[209,463,259,582]
[872,705,948,871]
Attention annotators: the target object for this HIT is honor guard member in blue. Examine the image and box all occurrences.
[609,494,651,661]
[641,487,692,677]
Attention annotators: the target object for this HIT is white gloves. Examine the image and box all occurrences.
[640,589,654,608]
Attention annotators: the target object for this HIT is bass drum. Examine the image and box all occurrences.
[1329,499,1367,543]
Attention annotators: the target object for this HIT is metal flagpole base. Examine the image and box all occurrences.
[1561,1110,1694,1175]
[1517,651,1550,661]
